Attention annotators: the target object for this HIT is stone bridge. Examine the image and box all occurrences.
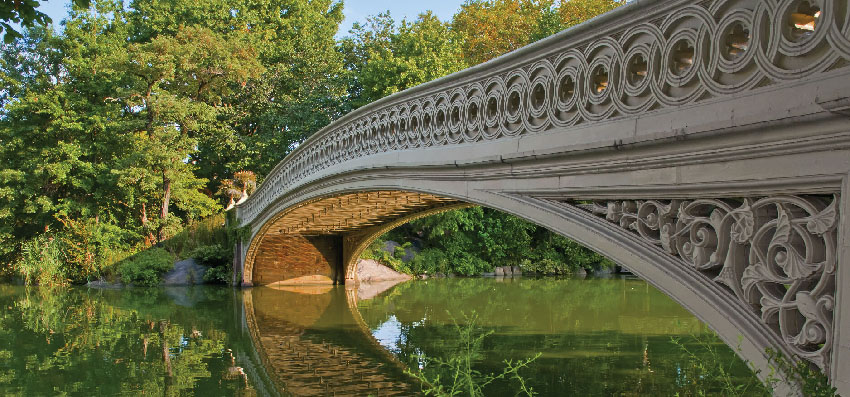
[233,0,850,391]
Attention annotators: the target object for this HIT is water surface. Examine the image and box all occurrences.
[0,276,759,396]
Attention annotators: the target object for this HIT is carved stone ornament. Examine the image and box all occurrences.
[578,195,838,372]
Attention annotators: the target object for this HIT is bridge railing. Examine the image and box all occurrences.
[237,0,850,225]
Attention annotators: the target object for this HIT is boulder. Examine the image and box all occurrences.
[355,259,412,283]
[594,267,613,277]
[494,267,505,276]
[382,240,401,255]
[502,266,513,276]
[574,268,587,277]
[86,279,124,289]
[400,245,419,263]
[380,240,420,263]
[511,266,522,275]
[162,258,208,285]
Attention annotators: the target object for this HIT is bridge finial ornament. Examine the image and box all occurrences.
[579,194,838,373]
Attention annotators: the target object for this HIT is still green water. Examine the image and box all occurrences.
[0,276,760,396]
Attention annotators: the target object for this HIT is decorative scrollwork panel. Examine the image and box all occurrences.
[575,194,839,373]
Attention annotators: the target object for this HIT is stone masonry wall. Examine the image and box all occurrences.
[252,235,342,285]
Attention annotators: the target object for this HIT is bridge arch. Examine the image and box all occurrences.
[234,0,850,391]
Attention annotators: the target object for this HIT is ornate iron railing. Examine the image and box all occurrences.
[237,0,850,225]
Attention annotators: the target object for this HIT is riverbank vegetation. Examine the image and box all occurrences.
[0,0,624,285]
[362,207,615,276]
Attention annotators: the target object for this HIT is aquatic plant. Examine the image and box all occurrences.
[406,312,540,396]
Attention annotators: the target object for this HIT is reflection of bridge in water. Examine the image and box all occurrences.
[238,283,416,396]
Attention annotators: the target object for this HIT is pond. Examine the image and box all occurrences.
[0,276,762,396]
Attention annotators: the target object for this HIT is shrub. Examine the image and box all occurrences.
[361,239,411,273]
[162,214,229,259]
[57,216,138,282]
[16,235,68,286]
[409,248,449,275]
[117,248,174,286]
[191,243,232,284]
[203,265,230,284]
[190,244,231,267]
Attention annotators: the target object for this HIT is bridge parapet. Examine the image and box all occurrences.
[237,0,850,227]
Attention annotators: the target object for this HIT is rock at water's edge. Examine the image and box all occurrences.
[162,258,208,286]
[356,259,412,283]
[86,279,124,289]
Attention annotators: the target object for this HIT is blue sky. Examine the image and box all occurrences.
[35,0,467,38]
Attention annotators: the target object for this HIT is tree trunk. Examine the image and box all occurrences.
[159,321,173,393]
[161,172,171,220]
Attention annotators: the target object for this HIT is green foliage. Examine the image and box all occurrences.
[0,0,89,43]
[671,333,769,396]
[763,348,837,396]
[15,235,67,286]
[190,243,232,284]
[371,207,613,276]
[202,265,230,284]
[340,11,468,109]
[162,214,229,259]
[361,239,411,273]
[406,312,540,396]
[116,247,174,286]
[190,244,231,268]
[409,248,451,275]
[1,0,625,284]
[453,0,625,65]
[56,216,138,282]
[0,0,346,282]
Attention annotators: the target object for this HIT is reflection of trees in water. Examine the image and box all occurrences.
[357,277,762,396]
[0,286,250,396]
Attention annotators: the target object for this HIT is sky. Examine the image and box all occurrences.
[34,0,468,38]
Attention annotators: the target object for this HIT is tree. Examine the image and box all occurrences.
[127,0,349,178]
[340,11,467,109]
[452,0,624,65]
[0,0,90,43]
[110,25,262,240]
[452,0,554,65]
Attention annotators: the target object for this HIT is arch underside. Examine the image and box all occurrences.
[244,191,465,286]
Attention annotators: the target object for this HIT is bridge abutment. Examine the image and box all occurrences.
[249,234,343,286]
